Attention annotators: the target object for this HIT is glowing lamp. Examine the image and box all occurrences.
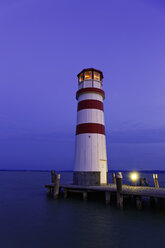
[130,172,139,186]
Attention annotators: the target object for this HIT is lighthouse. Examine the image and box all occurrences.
[74,68,108,186]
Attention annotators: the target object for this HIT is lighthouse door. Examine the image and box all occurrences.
[99,160,107,185]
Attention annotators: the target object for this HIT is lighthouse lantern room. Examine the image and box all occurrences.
[74,68,108,186]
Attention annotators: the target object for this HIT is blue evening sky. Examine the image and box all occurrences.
[0,0,165,170]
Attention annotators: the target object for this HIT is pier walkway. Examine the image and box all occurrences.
[60,184,165,199]
[45,183,165,209]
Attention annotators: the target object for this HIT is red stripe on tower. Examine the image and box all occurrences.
[77,100,104,111]
[76,123,105,135]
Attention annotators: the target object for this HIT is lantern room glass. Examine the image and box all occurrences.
[84,71,92,80]
[79,73,83,82]
[94,72,100,81]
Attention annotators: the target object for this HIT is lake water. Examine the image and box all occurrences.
[0,171,165,248]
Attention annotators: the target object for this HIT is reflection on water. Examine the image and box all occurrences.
[0,171,164,248]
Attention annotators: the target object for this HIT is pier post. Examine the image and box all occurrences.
[153,174,159,188]
[51,170,56,183]
[139,178,143,186]
[112,173,116,184]
[105,191,111,205]
[117,194,123,209]
[63,188,68,198]
[116,172,123,209]
[157,198,164,209]
[143,178,149,186]
[139,178,148,186]
[83,191,88,201]
[46,187,51,196]
[136,196,142,210]
[53,174,61,199]
[150,197,155,208]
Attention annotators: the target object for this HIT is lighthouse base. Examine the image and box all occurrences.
[73,171,102,186]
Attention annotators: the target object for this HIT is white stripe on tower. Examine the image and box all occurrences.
[77,109,105,125]
[78,93,103,102]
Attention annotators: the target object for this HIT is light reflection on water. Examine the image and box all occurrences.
[0,171,164,248]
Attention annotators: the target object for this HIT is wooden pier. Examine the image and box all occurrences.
[45,183,165,210]
[45,171,165,210]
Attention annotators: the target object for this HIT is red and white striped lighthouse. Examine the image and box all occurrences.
[73,68,108,186]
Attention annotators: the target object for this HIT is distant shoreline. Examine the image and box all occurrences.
[0,169,165,173]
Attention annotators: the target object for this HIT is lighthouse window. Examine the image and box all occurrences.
[79,73,83,82]
[84,71,92,80]
[94,72,100,81]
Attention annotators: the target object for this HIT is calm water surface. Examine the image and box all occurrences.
[0,171,164,248]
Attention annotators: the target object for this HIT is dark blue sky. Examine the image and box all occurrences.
[0,0,165,170]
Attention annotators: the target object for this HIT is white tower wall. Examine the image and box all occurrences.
[74,68,108,186]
